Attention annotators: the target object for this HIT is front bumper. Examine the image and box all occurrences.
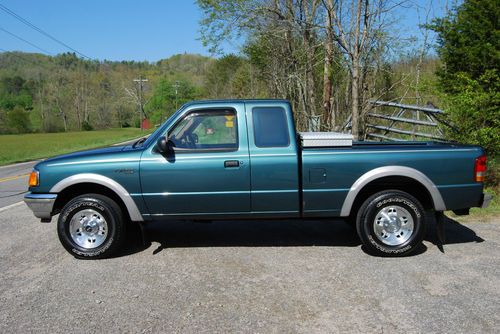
[481,193,493,209]
[24,193,57,221]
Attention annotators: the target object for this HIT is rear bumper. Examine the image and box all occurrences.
[24,193,57,220]
[481,193,492,209]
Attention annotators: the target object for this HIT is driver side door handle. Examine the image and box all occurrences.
[224,160,239,168]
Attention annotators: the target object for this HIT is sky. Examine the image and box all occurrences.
[0,0,451,62]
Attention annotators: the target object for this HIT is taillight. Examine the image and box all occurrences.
[474,155,487,182]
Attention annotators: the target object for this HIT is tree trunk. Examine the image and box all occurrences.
[302,1,319,131]
[351,61,360,140]
[84,82,89,125]
[323,0,335,129]
[59,107,68,132]
[55,96,68,132]
[74,85,82,130]
[350,0,364,140]
[37,80,45,132]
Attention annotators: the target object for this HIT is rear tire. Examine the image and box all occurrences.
[356,190,426,256]
[57,194,125,259]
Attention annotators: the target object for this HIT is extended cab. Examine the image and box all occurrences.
[24,99,492,258]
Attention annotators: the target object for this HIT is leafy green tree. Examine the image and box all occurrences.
[443,71,499,186]
[0,76,33,111]
[429,0,499,185]
[1,76,25,95]
[0,51,212,134]
[443,72,499,153]
[430,0,499,93]
[7,105,31,133]
[145,79,200,125]
[204,54,245,98]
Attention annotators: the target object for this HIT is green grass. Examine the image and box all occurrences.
[0,128,149,165]
[448,187,499,223]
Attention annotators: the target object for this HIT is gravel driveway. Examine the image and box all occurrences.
[1,204,499,333]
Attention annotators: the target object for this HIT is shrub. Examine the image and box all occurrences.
[82,120,94,131]
[7,106,31,133]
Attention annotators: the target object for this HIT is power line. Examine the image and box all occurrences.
[0,3,91,59]
[0,26,52,54]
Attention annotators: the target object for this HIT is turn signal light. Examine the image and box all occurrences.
[474,155,487,182]
[28,171,39,187]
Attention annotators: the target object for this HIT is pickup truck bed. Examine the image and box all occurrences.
[302,141,484,217]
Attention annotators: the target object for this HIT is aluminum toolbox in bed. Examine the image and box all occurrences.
[299,132,353,147]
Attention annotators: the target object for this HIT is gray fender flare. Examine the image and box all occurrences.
[50,173,143,222]
[340,166,446,217]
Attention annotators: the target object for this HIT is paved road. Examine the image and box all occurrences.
[0,160,38,208]
[1,203,498,333]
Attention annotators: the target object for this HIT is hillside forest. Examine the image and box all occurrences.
[0,0,498,184]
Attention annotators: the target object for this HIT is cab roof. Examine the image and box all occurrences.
[181,99,290,109]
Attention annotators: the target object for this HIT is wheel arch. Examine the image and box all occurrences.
[51,173,143,222]
[340,166,445,217]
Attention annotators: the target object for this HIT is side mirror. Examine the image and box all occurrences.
[157,136,174,154]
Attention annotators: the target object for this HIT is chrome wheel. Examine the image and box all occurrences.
[373,206,414,246]
[69,209,108,249]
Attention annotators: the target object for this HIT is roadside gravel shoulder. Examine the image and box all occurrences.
[1,205,499,333]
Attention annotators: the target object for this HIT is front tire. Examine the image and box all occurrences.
[57,194,125,259]
[356,190,426,256]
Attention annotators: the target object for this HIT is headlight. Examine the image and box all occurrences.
[29,170,39,187]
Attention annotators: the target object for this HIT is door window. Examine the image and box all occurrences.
[168,110,238,151]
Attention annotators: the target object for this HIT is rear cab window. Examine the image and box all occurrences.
[252,107,290,147]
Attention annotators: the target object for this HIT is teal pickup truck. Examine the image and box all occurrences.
[25,99,491,258]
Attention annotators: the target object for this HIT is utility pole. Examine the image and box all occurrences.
[133,76,148,131]
[174,80,180,109]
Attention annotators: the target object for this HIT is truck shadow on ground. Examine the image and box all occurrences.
[117,215,485,258]
[425,215,485,247]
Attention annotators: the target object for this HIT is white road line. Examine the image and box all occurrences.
[0,201,24,212]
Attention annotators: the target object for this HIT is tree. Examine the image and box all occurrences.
[429,0,499,93]
[204,54,244,98]
[7,105,31,133]
[0,51,212,134]
[199,0,325,130]
[0,76,33,111]
[443,73,499,152]
[325,0,395,139]
[322,0,335,127]
[145,78,200,125]
[429,0,499,185]
[197,0,396,137]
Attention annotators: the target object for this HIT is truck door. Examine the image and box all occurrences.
[139,103,251,218]
[245,101,300,216]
